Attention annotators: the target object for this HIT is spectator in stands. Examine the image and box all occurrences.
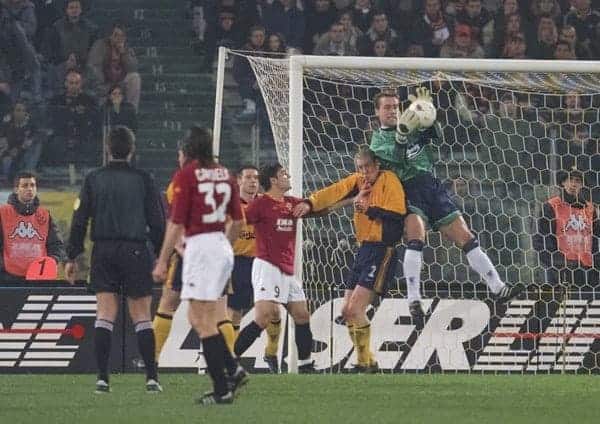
[0,171,66,282]
[47,70,99,167]
[563,0,600,58]
[265,33,287,57]
[233,25,265,117]
[0,100,42,182]
[44,0,97,98]
[4,0,37,40]
[203,8,243,71]
[338,10,363,52]
[492,0,522,56]
[0,1,41,103]
[102,85,137,134]
[32,0,62,50]
[410,0,451,57]
[369,37,394,56]
[533,168,599,288]
[404,43,425,57]
[501,32,528,58]
[445,0,467,17]
[440,24,485,58]
[554,40,576,59]
[43,0,97,69]
[530,0,562,23]
[304,0,337,53]
[377,0,420,32]
[532,16,558,59]
[87,22,141,110]
[357,11,404,56]
[493,12,528,57]
[558,24,593,59]
[455,0,495,55]
[314,21,358,56]
[262,0,305,52]
[352,0,374,32]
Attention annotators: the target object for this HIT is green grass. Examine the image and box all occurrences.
[1,374,599,424]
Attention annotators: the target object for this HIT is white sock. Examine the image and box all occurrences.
[404,249,423,303]
[465,247,505,294]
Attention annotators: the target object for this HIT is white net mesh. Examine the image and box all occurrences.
[232,51,600,373]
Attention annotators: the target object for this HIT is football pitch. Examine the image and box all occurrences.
[2,374,598,424]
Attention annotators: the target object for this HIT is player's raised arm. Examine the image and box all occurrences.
[293,174,361,218]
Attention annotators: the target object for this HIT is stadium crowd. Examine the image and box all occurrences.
[0,0,139,184]
[190,0,600,114]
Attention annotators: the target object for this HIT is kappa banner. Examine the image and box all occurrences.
[1,286,600,373]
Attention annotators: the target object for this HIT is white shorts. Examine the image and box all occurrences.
[180,232,234,301]
[252,258,306,304]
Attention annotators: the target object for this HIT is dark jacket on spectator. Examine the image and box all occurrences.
[0,193,66,278]
[303,3,337,53]
[48,91,99,165]
[44,16,98,65]
[410,10,451,57]
[102,101,137,133]
[6,0,36,39]
[563,7,600,58]
[262,1,305,49]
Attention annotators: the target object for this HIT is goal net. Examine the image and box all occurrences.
[224,51,600,374]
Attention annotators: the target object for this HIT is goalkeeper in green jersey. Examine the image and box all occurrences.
[369,88,524,327]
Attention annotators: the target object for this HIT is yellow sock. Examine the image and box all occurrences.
[264,319,281,357]
[233,325,240,342]
[347,323,356,347]
[217,320,236,353]
[353,324,372,367]
[152,312,173,361]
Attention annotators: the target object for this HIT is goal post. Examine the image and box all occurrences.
[216,48,600,374]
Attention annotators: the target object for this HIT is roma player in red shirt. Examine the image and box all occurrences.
[233,163,315,373]
[152,127,244,405]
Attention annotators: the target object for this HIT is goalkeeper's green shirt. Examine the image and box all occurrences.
[369,122,442,181]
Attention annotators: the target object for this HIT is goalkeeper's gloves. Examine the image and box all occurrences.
[409,86,433,104]
[396,108,420,138]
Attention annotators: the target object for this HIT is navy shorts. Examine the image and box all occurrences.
[90,240,154,298]
[347,243,398,296]
[165,253,182,292]
[227,256,254,311]
[403,172,460,230]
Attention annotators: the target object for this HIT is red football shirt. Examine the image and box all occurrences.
[244,194,303,275]
[170,161,242,236]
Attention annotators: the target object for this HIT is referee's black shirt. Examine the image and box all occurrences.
[67,161,166,260]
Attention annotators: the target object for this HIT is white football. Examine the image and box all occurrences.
[408,99,436,128]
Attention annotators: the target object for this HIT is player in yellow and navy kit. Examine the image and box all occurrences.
[227,165,282,373]
[294,146,406,373]
[151,146,188,362]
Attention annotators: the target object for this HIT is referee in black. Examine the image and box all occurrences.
[65,126,166,394]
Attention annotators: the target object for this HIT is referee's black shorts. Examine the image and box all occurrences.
[90,240,154,298]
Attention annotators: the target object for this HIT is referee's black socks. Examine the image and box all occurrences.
[94,319,114,382]
[234,321,263,357]
[135,321,158,381]
[202,334,229,396]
